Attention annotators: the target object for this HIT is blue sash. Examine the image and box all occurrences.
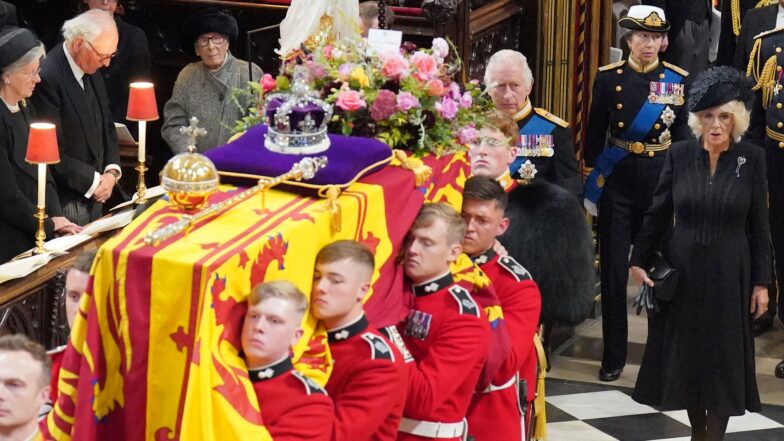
[510,113,556,176]
[583,67,683,215]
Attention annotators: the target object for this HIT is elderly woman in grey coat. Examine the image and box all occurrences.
[161,9,261,153]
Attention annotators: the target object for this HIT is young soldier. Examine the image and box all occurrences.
[396,203,491,441]
[50,250,96,403]
[461,176,542,440]
[311,240,408,441]
[241,281,333,441]
[0,334,51,441]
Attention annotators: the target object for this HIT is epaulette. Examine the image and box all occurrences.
[291,371,328,396]
[498,256,532,282]
[380,326,415,363]
[448,285,480,317]
[598,60,626,72]
[361,333,395,362]
[753,26,784,41]
[662,61,689,77]
[534,108,569,128]
[47,345,67,356]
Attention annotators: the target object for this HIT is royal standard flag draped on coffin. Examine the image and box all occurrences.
[45,154,470,441]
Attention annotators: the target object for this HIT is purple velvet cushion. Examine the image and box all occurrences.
[205,124,392,187]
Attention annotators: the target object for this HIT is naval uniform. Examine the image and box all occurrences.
[250,357,334,441]
[584,56,690,372]
[747,26,784,320]
[396,273,491,440]
[326,314,408,441]
[510,100,582,199]
[466,249,542,441]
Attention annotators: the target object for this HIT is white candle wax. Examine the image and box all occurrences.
[138,120,146,162]
[37,163,46,208]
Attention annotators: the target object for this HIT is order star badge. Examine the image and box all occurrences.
[517,160,538,180]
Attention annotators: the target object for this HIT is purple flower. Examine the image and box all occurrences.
[370,89,398,121]
[338,63,353,82]
[435,97,459,120]
[449,82,462,100]
[459,92,473,108]
[306,60,326,79]
[458,125,479,145]
[396,91,420,112]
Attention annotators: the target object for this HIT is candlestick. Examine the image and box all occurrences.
[33,206,47,254]
[135,161,148,204]
[138,120,146,162]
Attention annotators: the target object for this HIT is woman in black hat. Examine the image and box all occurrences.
[0,27,81,262]
[630,66,770,441]
[161,9,262,154]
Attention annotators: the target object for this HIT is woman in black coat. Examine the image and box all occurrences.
[0,27,80,263]
[630,66,770,441]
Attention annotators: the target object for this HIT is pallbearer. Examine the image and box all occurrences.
[461,177,542,441]
[311,240,408,441]
[241,281,333,441]
[583,5,690,382]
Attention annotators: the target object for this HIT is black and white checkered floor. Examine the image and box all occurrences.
[546,376,784,440]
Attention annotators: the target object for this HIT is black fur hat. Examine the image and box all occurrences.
[688,66,755,112]
[189,9,238,44]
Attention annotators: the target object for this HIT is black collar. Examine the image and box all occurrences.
[248,357,293,383]
[412,272,454,297]
[470,248,497,265]
[327,314,369,343]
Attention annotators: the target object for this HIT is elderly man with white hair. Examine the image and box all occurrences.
[483,49,581,198]
[30,9,121,225]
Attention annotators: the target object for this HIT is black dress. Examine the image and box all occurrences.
[0,102,62,263]
[630,139,771,416]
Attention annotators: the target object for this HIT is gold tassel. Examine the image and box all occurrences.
[754,55,778,110]
[321,186,342,235]
[746,38,761,80]
[392,150,433,186]
[732,0,741,37]
[532,333,548,440]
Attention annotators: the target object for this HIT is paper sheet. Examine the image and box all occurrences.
[0,252,59,284]
[81,210,135,236]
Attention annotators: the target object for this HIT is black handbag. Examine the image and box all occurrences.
[633,252,679,315]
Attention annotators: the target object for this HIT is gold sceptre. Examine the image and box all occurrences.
[144,156,328,246]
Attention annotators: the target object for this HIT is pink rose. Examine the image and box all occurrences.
[323,44,334,59]
[459,91,473,108]
[425,79,446,97]
[396,91,420,112]
[458,125,479,145]
[435,97,459,120]
[370,89,398,121]
[411,51,437,81]
[380,51,409,80]
[336,90,367,112]
[306,60,326,79]
[260,73,276,93]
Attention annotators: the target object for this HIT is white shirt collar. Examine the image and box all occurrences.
[63,41,85,88]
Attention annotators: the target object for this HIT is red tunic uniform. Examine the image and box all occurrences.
[326,314,409,441]
[250,357,334,441]
[396,273,491,441]
[47,345,66,403]
[466,250,542,441]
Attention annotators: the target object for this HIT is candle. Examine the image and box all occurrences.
[138,120,146,162]
[37,163,45,208]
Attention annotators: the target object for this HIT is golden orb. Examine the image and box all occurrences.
[160,150,219,211]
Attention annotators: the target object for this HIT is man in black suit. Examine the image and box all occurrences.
[0,1,16,28]
[30,9,121,225]
[732,1,779,71]
[643,0,712,75]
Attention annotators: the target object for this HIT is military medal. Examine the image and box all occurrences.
[517,159,538,180]
[648,81,685,105]
[405,310,432,340]
[518,134,554,157]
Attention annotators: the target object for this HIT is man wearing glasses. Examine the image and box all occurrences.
[483,49,581,199]
[30,9,121,225]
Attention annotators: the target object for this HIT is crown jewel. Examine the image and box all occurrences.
[263,66,333,155]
